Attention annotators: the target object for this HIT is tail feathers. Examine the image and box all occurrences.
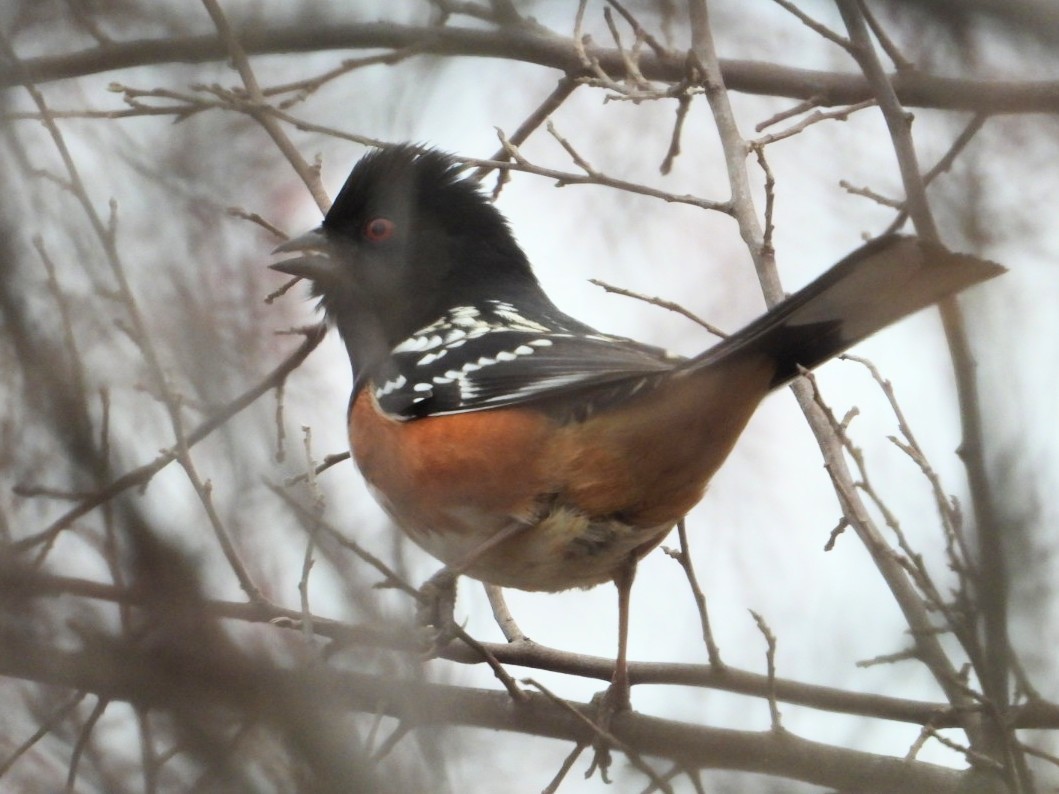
[689,235,1005,389]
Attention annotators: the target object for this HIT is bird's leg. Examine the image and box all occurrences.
[586,556,637,780]
[607,556,636,711]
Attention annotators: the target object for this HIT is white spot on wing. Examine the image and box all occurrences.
[488,300,552,333]
[417,349,448,366]
[386,302,638,414]
[394,333,443,353]
[375,374,407,398]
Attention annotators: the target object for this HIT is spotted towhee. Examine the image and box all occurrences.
[271,145,1003,709]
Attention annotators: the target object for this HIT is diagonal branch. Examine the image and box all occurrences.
[835,1,1015,774]
[13,326,326,553]
[685,0,985,747]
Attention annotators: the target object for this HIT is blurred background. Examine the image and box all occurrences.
[1,1,1056,791]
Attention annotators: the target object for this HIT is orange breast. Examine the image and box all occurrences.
[348,353,776,590]
[349,391,558,535]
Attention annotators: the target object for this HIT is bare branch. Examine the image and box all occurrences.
[6,23,1059,114]
[588,279,728,338]
[0,634,978,793]
[836,1,1014,770]
[201,0,329,211]
[749,610,783,731]
[12,567,1017,730]
[14,326,327,553]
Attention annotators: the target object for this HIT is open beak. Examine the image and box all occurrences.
[270,227,338,282]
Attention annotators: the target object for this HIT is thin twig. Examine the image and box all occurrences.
[270,481,528,700]
[882,112,989,235]
[823,516,849,551]
[226,207,287,239]
[602,7,651,92]
[753,144,776,254]
[200,0,329,211]
[801,368,962,637]
[836,1,1011,766]
[660,91,692,175]
[268,482,419,598]
[0,691,88,778]
[766,0,854,53]
[666,520,723,667]
[588,279,728,338]
[65,697,108,793]
[494,129,731,212]
[370,721,414,762]
[749,610,783,731]
[604,0,670,59]
[842,355,973,579]
[451,626,528,702]
[755,96,824,132]
[282,451,352,486]
[263,45,432,108]
[838,179,903,208]
[859,0,914,72]
[858,648,919,669]
[170,395,265,602]
[14,325,326,553]
[297,426,324,642]
[523,678,673,793]
[473,75,578,187]
[753,99,877,146]
[922,727,1006,773]
[484,584,528,643]
[541,741,588,794]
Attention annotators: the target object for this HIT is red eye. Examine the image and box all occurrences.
[363,217,395,242]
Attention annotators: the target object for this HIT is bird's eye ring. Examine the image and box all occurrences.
[363,217,396,243]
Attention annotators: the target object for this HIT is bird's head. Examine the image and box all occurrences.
[272,146,542,375]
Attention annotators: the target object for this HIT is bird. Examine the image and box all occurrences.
[270,144,1004,712]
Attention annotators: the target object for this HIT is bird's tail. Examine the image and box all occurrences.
[687,235,1005,389]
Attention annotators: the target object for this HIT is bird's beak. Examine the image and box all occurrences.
[270,227,338,282]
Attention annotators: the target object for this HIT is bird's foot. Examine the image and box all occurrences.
[584,680,632,782]
[415,567,460,656]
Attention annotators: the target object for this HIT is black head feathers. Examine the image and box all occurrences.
[272,145,555,380]
[323,145,516,245]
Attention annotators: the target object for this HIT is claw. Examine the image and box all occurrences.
[415,568,459,656]
[584,684,632,781]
